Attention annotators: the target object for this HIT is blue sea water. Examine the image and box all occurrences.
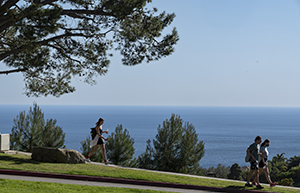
[0,105,300,168]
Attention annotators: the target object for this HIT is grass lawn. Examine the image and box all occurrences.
[0,178,169,193]
[1,153,300,193]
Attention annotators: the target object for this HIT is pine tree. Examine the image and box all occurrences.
[10,103,65,152]
[42,119,66,148]
[138,114,205,174]
[106,124,135,166]
[137,139,155,170]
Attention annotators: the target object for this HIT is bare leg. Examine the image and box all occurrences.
[254,168,263,183]
[100,144,107,161]
[247,170,254,183]
[87,145,98,157]
[259,168,263,175]
[264,167,273,184]
[255,169,260,184]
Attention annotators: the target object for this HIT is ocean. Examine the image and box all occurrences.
[1,105,300,168]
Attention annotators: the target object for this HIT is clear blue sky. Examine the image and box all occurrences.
[1,0,300,107]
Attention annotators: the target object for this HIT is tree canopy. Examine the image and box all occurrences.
[0,0,179,97]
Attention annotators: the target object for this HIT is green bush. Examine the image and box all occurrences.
[227,163,242,180]
[279,178,293,186]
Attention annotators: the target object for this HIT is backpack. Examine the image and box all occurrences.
[90,127,97,139]
[245,152,251,162]
[245,146,252,162]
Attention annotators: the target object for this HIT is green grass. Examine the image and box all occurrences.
[0,178,169,193]
[1,154,300,193]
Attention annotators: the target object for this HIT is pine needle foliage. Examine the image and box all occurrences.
[138,114,205,174]
[10,103,65,152]
[0,0,179,97]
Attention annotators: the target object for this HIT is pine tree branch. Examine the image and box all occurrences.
[47,43,82,64]
[0,32,93,61]
[33,0,57,5]
[0,0,19,16]
[60,9,115,18]
[0,68,27,75]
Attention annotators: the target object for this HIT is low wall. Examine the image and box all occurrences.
[0,134,10,151]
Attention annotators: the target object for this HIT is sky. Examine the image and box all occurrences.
[2,0,300,107]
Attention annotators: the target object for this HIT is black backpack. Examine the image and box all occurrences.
[90,127,97,139]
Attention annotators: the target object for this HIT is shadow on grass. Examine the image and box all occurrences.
[226,185,248,190]
[0,154,41,165]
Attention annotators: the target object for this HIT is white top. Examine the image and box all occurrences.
[261,146,269,160]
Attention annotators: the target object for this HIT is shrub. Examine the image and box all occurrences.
[227,163,242,180]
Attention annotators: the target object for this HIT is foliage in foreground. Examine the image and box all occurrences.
[10,103,65,152]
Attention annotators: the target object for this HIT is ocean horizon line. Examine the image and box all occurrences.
[1,104,300,109]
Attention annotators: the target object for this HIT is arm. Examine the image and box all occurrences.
[96,126,107,141]
[247,148,256,161]
[260,151,266,165]
[260,147,266,165]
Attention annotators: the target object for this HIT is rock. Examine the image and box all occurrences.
[31,147,86,164]
[241,166,250,172]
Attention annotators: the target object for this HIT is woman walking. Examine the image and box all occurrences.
[258,139,277,187]
[86,118,109,164]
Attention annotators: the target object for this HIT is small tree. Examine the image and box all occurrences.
[106,124,135,166]
[42,119,65,148]
[138,114,205,174]
[137,139,155,170]
[10,103,65,152]
[227,163,242,180]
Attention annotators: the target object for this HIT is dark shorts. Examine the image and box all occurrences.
[97,137,104,145]
[250,161,259,170]
[259,158,267,168]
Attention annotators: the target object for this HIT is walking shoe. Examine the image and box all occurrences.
[85,158,91,163]
[104,159,111,165]
[256,184,264,189]
[245,182,253,187]
[270,183,277,187]
[252,181,257,186]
